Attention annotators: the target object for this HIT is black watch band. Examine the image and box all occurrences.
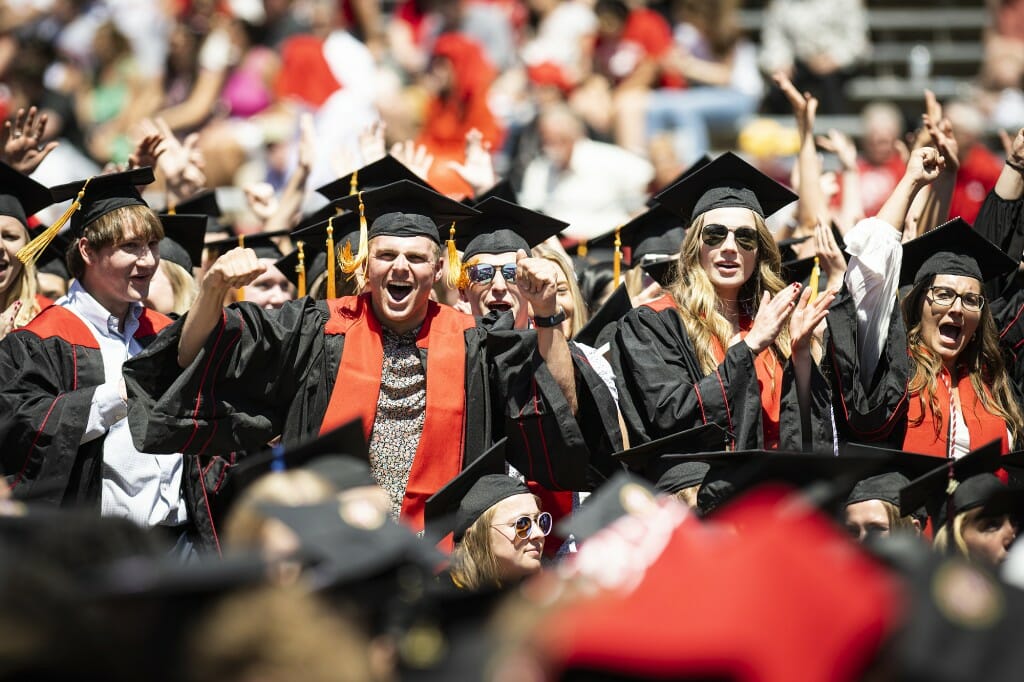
[532,307,566,328]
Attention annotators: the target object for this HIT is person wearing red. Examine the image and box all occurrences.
[946,100,1005,224]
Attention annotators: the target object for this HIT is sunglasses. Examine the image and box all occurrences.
[700,224,759,251]
[467,263,517,285]
[927,286,985,312]
[492,511,553,540]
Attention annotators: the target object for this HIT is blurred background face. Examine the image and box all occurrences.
[243,259,295,309]
[962,508,1018,567]
[539,114,579,171]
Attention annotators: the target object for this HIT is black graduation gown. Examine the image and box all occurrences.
[822,288,912,448]
[610,304,835,452]
[974,189,1024,300]
[122,297,621,495]
[0,306,223,550]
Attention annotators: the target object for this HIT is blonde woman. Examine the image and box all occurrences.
[611,153,836,451]
[932,474,1019,568]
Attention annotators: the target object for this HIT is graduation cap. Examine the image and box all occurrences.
[0,161,54,227]
[459,197,568,260]
[898,439,1006,526]
[653,151,798,224]
[899,217,1018,287]
[332,179,481,289]
[555,471,659,543]
[612,423,733,490]
[225,418,370,495]
[205,229,291,260]
[641,255,679,288]
[157,213,207,272]
[468,178,517,206]
[28,224,71,281]
[587,206,685,265]
[423,438,524,543]
[574,283,632,348]
[315,155,432,200]
[17,167,156,266]
[288,210,362,297]
[166,188,229,235]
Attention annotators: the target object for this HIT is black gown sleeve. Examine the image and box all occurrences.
[975,190,1024,299]
[0,332,101,505]
[123,298,331,455]
[611,306,763,448]
[823,289,910,445]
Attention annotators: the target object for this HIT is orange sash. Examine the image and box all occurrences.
[320,294,476,530]
[903,367,1009,457]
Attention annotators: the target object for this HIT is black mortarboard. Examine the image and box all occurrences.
[18,167,156,265]
[424,438,525,542]
[647,155,712,208]
[555,471,658,542]
[459,197,568,258]
[612,423,733,488]
[287,211,359,293]
[781,256,817,284]
[333,179,480,245]
[225,418,369,495]
[28,225,71,280]
[641,255,679,288]
[157,213,207,272]
[469,179,517,206]
[172,189,220,217]
[654,151,797,223]
[846,472,913,509]
[587,206,685,266]
[575,283,632,348]
[897,439,1004,522]
[0,161,53,227]
[295,200,343,232]
[900,217,1018,287]
[657,461,710,495]
[315,155,432,200]
[204,229,291,260]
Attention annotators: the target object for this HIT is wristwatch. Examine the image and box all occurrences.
[532,307,566,328]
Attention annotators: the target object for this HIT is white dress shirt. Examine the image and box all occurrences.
[58,281,187,526]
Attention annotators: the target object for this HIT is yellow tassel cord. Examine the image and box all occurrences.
[17,178,92,265]
[349,169,359,196]
[167,201,176,216]
[577,240,588,258]
[339,192,369,280]
[808,256,820,303]
[445,222,464,289]
[296,240,306,297]
[326,217,337,299]
[612,226,622,287]
[235,234,246,301]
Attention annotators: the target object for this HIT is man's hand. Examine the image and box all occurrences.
[202,247,267,297]
[390,139,434,181]
[515,249,560,318]
[447,128,497,196]
[2,107,58,175]
[905,146,945,186]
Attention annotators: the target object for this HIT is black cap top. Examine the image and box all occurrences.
[459,197,568,258]
[49,167,156,237]
[0,161,54,227]
[173,189,221,217]
[575,283,632,348]
[649,154,712,203]
[846,472,912,509]
[657,462,710,494]
[333,180,480,244]
[28,225,71,279]
[613,423,733,483]
[291,209,361,248]
[653,152,797,224]
[424,438,522,542]
[587,206,685,265]
[226,418,369,493]
[898,439,1005,520]
[469,179,517,206]
[555,471,659,542]
[781,256,818,284]
[157,214,208,272]
[205,229,291,260]
[641,256,680,288]
[316,155,432,200]
[900,217,1018,287]
[295,200,343,232]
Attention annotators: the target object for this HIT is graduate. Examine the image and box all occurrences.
[826,161,1024,456]
[0,168,212,553]
[123,179,618,532]
[611,152,836,452]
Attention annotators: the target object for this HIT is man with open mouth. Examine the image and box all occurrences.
[124,177,620,534]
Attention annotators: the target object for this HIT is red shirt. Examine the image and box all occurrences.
[856,154,906,218]
[950,144,1004,224]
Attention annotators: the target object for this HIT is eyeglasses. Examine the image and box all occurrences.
[467,263,517,285]
[700,224,759,251]
[927,286,985,312]
[492,511,553,540]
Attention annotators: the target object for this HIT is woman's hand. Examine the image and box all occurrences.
[0,300,23,340]
[789,285,836,354]
[816,128,858,172]
[773,72,817,139]
[904,146,945,187]
[745,283,802,354]
[815,222,846,291]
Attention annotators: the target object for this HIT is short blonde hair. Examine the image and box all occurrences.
[66,205,163,280]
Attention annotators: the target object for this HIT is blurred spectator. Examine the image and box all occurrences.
[759,0,869,115]
[645,0,762,165]
[520,0,597,91]
[856,101,906,217]
[978,1,1024,129]
[519,104,653,240]
[946,99,1004,224]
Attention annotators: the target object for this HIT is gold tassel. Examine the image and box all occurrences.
[340,192,368,275]
[349,169,359,196]
[235,234,246,301]
[809,256,820,303]
[577,240,588,258]
[16,178,92,265]
[237,234,245,249]
[612,226,622,287]
[326,217,337,299]
[296,240,306,297]
[167,201,176,216]
[445,222,463,289]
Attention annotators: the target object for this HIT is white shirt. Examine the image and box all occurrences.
[58,282,186,527]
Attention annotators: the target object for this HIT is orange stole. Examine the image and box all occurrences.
[320,294,476,531]
[643,295,782,448]
[903,367,1009,457]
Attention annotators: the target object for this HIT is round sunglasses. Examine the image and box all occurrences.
[492,511,553,540]
[700,224,759,251]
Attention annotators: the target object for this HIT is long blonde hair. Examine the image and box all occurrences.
[903,277,1024,444]
[532,244,587,338]
[2,257,41,329]
[449,505,502,591]
[668,211,789,375]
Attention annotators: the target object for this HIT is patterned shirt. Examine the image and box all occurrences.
[368,326,427,520]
